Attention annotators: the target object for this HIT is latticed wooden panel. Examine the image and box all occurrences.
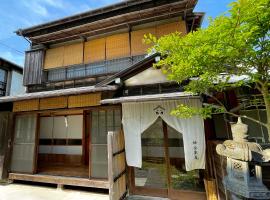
[108,130,127,200]
[68,93,101,108]
[63,43,83,66]
[131,27,156,56]
[39,96,68,110]
[44,46,64,69]
[84,38,105,63]
[156,21,187,38]
[106,33,130,60]
[13,99,39,112]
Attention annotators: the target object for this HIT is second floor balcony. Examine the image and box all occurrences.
[27,55,145,93]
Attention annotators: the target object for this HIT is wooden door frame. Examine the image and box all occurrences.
[128,119,206,199]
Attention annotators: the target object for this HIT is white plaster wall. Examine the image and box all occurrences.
[10,71,25,96]
[124,68,171,86]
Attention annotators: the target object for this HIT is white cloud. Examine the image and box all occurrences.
[22,0,48,17]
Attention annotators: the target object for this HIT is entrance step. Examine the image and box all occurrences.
[127,195,169,200]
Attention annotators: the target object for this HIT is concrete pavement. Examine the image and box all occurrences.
[0,183,109,200]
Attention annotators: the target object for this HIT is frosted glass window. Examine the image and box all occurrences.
[11,114,37,173]
[67,115,83,139]
[90,108,121,179]
[91,145,108,178]
[53,116,67,138]
[40,117,53,139]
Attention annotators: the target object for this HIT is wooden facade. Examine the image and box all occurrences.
[0,1,224,200]
[12,93,101,112]
[42,21,186,70]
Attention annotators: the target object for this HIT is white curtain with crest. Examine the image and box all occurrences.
[122,98,205,171]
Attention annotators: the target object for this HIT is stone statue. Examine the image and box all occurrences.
[216,117,270,199]
[216,117,270,162]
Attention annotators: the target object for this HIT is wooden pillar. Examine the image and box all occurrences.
[0,112,14,180]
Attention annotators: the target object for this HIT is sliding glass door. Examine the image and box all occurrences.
[132,118,205,199]
[90,108,121,179]
[11,114,37,173]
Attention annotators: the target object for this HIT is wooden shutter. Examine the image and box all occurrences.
[44,46,64,69]
[84,38,105,63]
[106,33,130,60]
[68,93,101,108]
[39,96,68,110]
[131,27,156,56]
[63,43,83,66]
[23,50,44,85]
[13,99,39,112]
[156,21,187,38]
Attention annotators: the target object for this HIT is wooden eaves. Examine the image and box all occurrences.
[101,92,198,104]
[0,85,117,103]
[15,0,203,45]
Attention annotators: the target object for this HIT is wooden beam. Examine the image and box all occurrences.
[9,173,109,189]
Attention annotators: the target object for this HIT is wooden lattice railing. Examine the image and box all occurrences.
[108,130,127,200]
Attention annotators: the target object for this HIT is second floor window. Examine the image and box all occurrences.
[0,69,7,83]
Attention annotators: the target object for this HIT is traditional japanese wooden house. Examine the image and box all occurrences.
[0,0,216,199]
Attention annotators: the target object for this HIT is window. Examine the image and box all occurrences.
[39,115,83,155]
[90,108,121,179]
[0,69,7,96]
[0,69,7,83]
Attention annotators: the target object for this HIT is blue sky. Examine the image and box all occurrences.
[0,0,233,66]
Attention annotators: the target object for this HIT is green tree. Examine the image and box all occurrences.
[145,0,270,141]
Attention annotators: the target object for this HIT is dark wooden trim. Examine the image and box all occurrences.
[163,120,171,190]
[14,105,121,115]
[112,149,125,157]
[33,113,40,174]
[88,111,92,178]
[113,169,126,182]
[128,166,135,194]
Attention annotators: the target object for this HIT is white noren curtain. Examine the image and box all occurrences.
[122,98,205,171]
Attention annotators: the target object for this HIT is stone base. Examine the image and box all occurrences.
[224,176,270,199]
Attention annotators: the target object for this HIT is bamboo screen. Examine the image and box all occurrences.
[63,43,83,66]
[106,33,130,60]
[44,46,64,69]
[108,130,127,200]
[131,27,156,56]
[13,99,39,112]
[84,38,105,63]
[39,96,68,110]
[68,93,101,108]
[156,21,187,38]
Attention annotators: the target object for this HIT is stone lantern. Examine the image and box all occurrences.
[216,117,270,199]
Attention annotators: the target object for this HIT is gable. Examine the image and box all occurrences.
[124,67,170,86]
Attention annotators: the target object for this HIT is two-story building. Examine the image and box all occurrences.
[0,1,212,199]
[0,57,24,97]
